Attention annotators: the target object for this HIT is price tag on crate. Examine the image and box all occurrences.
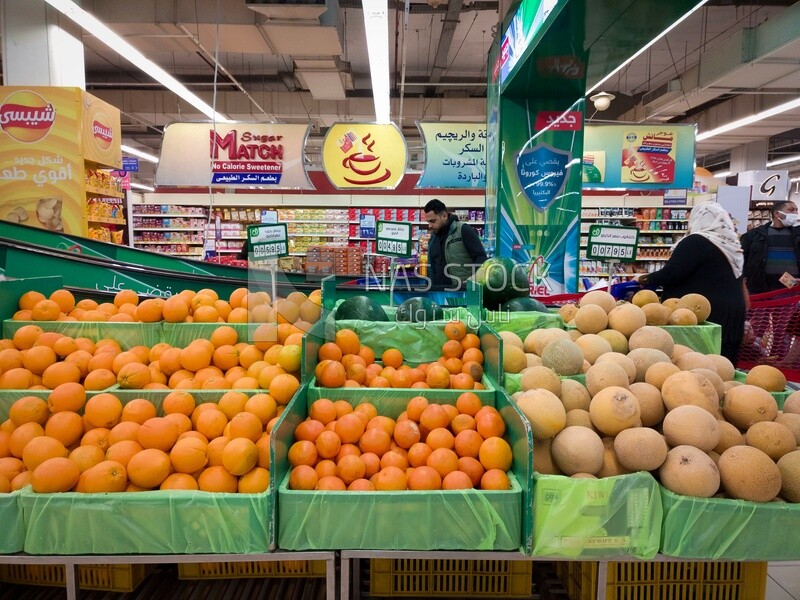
[586,225,639,262]
[375,220,412,257]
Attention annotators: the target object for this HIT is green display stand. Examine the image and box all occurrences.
[662,323,722,355]
[484,310,564,339]
[0,276,64,321]
[0,491,23,553]
[531,471,662,559]
[660,486,800,560]
[276,385,526,551]
[3,320,164,350]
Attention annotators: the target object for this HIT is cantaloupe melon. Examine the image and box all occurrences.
[607,303,647,338]
[568,329,582,342]
[499,331,524,351]
[629,382,666,427]
[677,293,712,323]
[503,345,528,374]
[595,353,636,384]
[775,412,800,445]
[641,303,671,326]
[533,438,562,475]
[550,426,605,475]
[585,362,629,396]
[714,421,745,455]
[597,437,632,478]
[571,473,597,479]
[558,304,578,323]
[745,365,787,392]
[627,347,672,382]
[628,325,675,357]
[674,351,717,372]
[705,354,736,381]
[524,328,571,356]
[561,379,591,412]
[662,405,721,452]
[662,298,680,313]
[691,368,725,401]
[540,339,584,375]
[659,445,720,497]
[670,344,693,363]
[580,359,591,373]
[579,290,617,314]
[661,371,719,415]
[722,381,743,392]
[520,365,562,395]
[574,304,609,334]
[783,391,800,415]
[515,389,567,440]
[574,334,613,364]
[644,362,681,390]
[777,450,800,502]
[745,421,796,461]
[718,446,781,502]
[632,289,660,307]
[722,385,779,429]
[669,308,698,326]
[565,408,594,429]
[708,450,721,465]
[597,329,629,354]
[614,428,668,472]
[526,353,543,368]
[588,386,641,436]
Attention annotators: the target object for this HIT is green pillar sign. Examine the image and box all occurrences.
[586,225,639,261]
[247,224,289,259]
[376,221,412,258]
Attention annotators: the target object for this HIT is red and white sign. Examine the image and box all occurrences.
[92,116,113,149]
[534,111,582,131]
[0,90,56,143]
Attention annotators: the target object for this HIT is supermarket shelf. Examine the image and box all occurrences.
[581,216,635,220]
[638,244,676,247]
[636,219,686,222]
[220,236,246,240]
[86,186,124,198]
[134,241,203,245]
[638,230,687,234]
[637,257,670,261]
[88,217,126,225]
[171,252,204,256]
[132,227,205,232]
[132,213,207,218]
[288,233,349,238]
[216,249,242,253]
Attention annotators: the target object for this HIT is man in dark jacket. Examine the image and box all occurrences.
[741,200,800,294]
[424,199,488,289]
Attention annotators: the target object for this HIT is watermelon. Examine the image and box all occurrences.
[501,296,550,313]
[395,297,444,323]
[334,296,389,322]
[474,257,529,310]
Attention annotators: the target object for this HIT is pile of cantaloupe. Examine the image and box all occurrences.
[506,289,800,503]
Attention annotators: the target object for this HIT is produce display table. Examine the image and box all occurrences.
[0,551,337,600]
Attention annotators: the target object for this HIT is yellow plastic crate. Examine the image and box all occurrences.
[178,560,326,579]
[370,559,533,597]
[558,561,767,600]
[0,563,150,592]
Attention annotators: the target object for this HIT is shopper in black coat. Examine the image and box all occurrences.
[638,202,746,363]
[740,200,800,294]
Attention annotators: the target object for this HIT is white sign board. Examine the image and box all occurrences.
[716,188,751,235]
[737,170,789,201]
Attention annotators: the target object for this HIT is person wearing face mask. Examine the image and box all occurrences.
[740,200,800,294]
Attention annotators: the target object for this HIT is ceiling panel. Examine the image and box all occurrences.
[194,23,273,55]
[261,24,343,56]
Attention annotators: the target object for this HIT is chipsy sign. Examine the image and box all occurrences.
[156,123,312,188]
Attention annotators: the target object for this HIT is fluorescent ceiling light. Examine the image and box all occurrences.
[714,170,731,178]
[43,0,231,123]
[767,154,800,168]
[121,144,159,164]
[362,0,391,124]
[791,176,800,182]
[130,182,155,192]
[586,0,708,96]
[697,96,800,141]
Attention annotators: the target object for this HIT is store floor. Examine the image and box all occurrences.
[768,562,800,600]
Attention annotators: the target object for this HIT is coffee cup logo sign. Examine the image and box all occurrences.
[92,115,113,150]
[0,90,56,143]
[322,123,406,189]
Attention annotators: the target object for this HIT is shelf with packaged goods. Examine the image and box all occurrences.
[134,241,204,245]
[636,219,686,222]
[637,229,687,234]
[581,216,636,221]
[88,217,126,225]
[132,227,206,232]
[132,213,207,218]
[86,186,124,198]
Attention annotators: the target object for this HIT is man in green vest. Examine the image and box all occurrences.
[424,199,487,289]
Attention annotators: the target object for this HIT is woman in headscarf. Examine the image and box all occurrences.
[638,202,746,363]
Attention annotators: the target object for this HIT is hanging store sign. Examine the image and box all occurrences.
[81,93,122,169]
[737,170,790,201]
[375,220,412,257]
[321,123,406,189]
[499,0,560,84]
[156,123,312,189]
[416,122,486,189]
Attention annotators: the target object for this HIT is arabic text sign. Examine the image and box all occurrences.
[586,225,639,262]
[156,123,312,189]
[376,220,412,257]
[534,111,582,131]
[322,123,406,190]
[582,151,605,184]
[516,144,570,212]
[247,224,288,259]
[417,122,487,188]
[359,213,376,238]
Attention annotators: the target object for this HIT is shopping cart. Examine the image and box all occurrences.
[737,287,800,382]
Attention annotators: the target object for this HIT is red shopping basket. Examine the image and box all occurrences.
[738,287,800,382]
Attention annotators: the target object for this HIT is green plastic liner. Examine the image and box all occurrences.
[733,369,791,408]
[484,310,564,338]
[504,373,586,396]
[0,391,53,421]
[20,486,271,555]
[531,471,662,559]
[660,486,800,560]
[661,323,721,355]
[276,385,525,551]
[0,490,23,553]
[2,320,164,349]
[308,375,496,402]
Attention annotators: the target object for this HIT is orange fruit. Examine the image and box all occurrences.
[238,466,270,493]
[371,466,407,491]
[245,394,277,426]
[269,373,300,405]
[13,324,44,350]
[426,364,451,389]
[228,412,263,442]
[358,428,392,457]
[289,464,318,490]
[117,363,152,389]
[196,409,228,440]
[475,408,506,439]
[454,429,483,459]
[31,299,61,321]
[206,436,230,467]
[44,411,84,447]
[479,436,512,471]
[442,470,474,490]
[69,444,105,472]
[18,290,46,311]
[334,329,360,355]
[392,420,421,449]
[0,368,34,390]
[114,289,139,307]
[9,396,49,426]
[121,399,157,424]
[22,345,57,375]
[309,399,337,425]
[105,440,144,468]
[458,456,485,487]
[30,456,81,493]
[162,296,190,323]
[108,421,141,445]
[137,417,179,452]
[444,320,467,341]
[407,465,442,490]
[334,413,365,444]
[316,475,346,490]
[49,289,76,313]
[366,415,394,436]
[426,447,459,477]
[76,459,128,493]
[295,419,325,443]
[135,298,164,322]
[315,430,342,460]
[163,391,196,416]
[198,465,238,492]
[318,342,342,362]
[426,427,455,451]
[419,404,450,432]
[381,348,403,369]
[221,437,258,476]
[336,454,366,484]
[315,459,337,479]
[22,435,69,470]
[179,344,212,372]
[480,468,511,490]
[83,369,116,391]
[160,473,199,491]
[83,393,122,429]
[80,427,111,451]
[127,448,171,488]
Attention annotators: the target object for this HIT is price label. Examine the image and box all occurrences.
[375,220,412,258]
[247,224,288,259]
[586,225,639,262]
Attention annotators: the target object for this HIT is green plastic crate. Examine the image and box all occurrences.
[0,490,23,553]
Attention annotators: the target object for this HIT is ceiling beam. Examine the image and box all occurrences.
[426,0,464,95]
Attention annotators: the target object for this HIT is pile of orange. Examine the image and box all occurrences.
[12,287,322,328]
[287,392,513,492]
[315,320,485,390]
[0,324,301,400]
[0,387,279,494]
